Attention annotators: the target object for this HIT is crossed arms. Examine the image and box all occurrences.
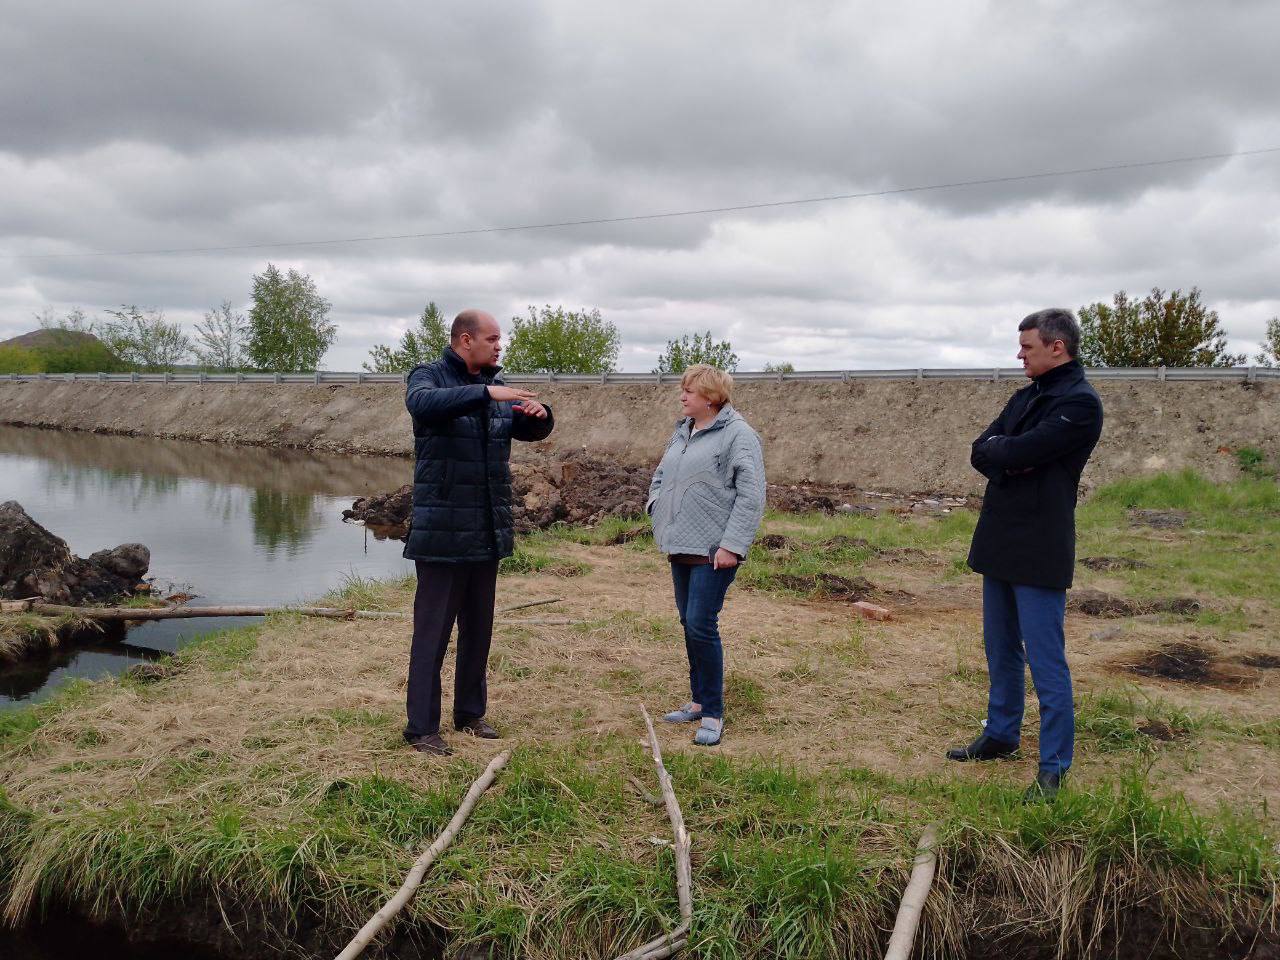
[971,394,1102,483]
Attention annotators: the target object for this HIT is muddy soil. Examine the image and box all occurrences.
[1118,641,1260,689]
[1129,509,1188,528]
[1068,588,1200,618]
[1079,555,1150,571]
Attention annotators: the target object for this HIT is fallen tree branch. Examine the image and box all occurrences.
[883,823,940,960]
[15,601,586,628]
[498,596,564,613]
[498,617,588,626]
[22,601,410,622]
[614,704,693,960]
[335,748,512,960]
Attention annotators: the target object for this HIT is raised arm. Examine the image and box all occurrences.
[511,403,555,442]
[978,395,1102,471]
[404,366,489,423]
[720,427,766,558]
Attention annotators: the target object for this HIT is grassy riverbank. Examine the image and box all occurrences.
[1,471,1278,958]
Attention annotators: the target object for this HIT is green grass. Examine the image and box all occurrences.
[733,510,977,598]
[540,514,652,548]
[1075,471,1280,608]
[322,571,415,611]
[499,542,590,578]
[3,472,1278,956]
[1235,446,1277,481]
[1076,688,1209,755]
[4,737,1273,958]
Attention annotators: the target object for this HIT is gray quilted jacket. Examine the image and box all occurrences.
[646,405,766,558]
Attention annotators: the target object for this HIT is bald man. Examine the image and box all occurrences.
[401,310,554,755]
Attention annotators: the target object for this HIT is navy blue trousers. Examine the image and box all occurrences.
[982,576,1074,774]
[671,562,738,720]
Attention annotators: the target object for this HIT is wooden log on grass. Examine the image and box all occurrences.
[17,602,587,627]
[335,748,512,960]
[613,704,693,960]
[883,823,940,960]
[498,596,564,613]
[24,601,412,622]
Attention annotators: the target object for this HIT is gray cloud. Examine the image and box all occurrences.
[2,0,1278,373]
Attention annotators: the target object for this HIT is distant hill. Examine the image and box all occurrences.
[0,328,108,351]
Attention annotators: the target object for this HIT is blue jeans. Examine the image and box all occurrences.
[671,562,738,720]
[983,576,1074,775]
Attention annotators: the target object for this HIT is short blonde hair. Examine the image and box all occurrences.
[680,364,733,408]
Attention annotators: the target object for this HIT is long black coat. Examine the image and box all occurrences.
[403,348,554,563]
[967,360,1103,590]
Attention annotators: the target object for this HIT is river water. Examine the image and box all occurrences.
[0,425,414,708]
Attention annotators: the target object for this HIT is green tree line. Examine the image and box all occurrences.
[4,280,1275,375]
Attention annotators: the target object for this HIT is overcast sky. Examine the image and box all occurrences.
[2,0,1277,371]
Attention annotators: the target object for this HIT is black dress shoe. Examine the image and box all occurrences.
[945,733,1019,762]
[454,718,500,739]
[407,733,453,756]
[1022,770,1063,803]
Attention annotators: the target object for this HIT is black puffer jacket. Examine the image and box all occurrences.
[403,348,554,563]
[967,360,1103,590]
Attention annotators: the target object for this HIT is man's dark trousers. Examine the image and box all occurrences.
[982,576,1073,774]
[405,558,500,739]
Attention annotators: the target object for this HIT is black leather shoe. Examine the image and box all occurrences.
[945,733,1019,762]
[1023,770,1063,803]
[454,718,500,739]
[406,733,453,756]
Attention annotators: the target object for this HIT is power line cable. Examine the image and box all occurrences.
[4,145,1279,261]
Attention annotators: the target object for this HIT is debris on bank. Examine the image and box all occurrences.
[0,500,153,664]
[1,501,150,605]
[342,452,975,538]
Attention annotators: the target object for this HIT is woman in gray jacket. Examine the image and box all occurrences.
[647,364,766,746]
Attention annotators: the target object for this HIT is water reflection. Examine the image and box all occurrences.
[249,489,324,556]
[0,425,413,707]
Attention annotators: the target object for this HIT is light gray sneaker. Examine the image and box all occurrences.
[663,702,703,724]
[694,717,723,746]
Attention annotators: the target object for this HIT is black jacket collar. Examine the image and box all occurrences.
[1031,358,1084,395]
[443,346,501,381]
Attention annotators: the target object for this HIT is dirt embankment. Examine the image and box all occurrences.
[1,378,1276,495]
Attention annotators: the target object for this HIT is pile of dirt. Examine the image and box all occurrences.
[822,535,874,551]
[879,546,931,563]
[341,485,411,539]
[1137,719,1181,742]
[1069,588,1201,618]
[1129,509,1188,529]
[757,534,796,551]
[342,452,653,537]
[1239,652,1280,670]
[0,501,150,605]
[1119,641,1258,689]
[344,452,981,538]
[772,572,878,601]
[514,451,653,531]
[1080,556,1150,571]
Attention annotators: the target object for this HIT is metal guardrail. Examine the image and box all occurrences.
[3,366,1278,385]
